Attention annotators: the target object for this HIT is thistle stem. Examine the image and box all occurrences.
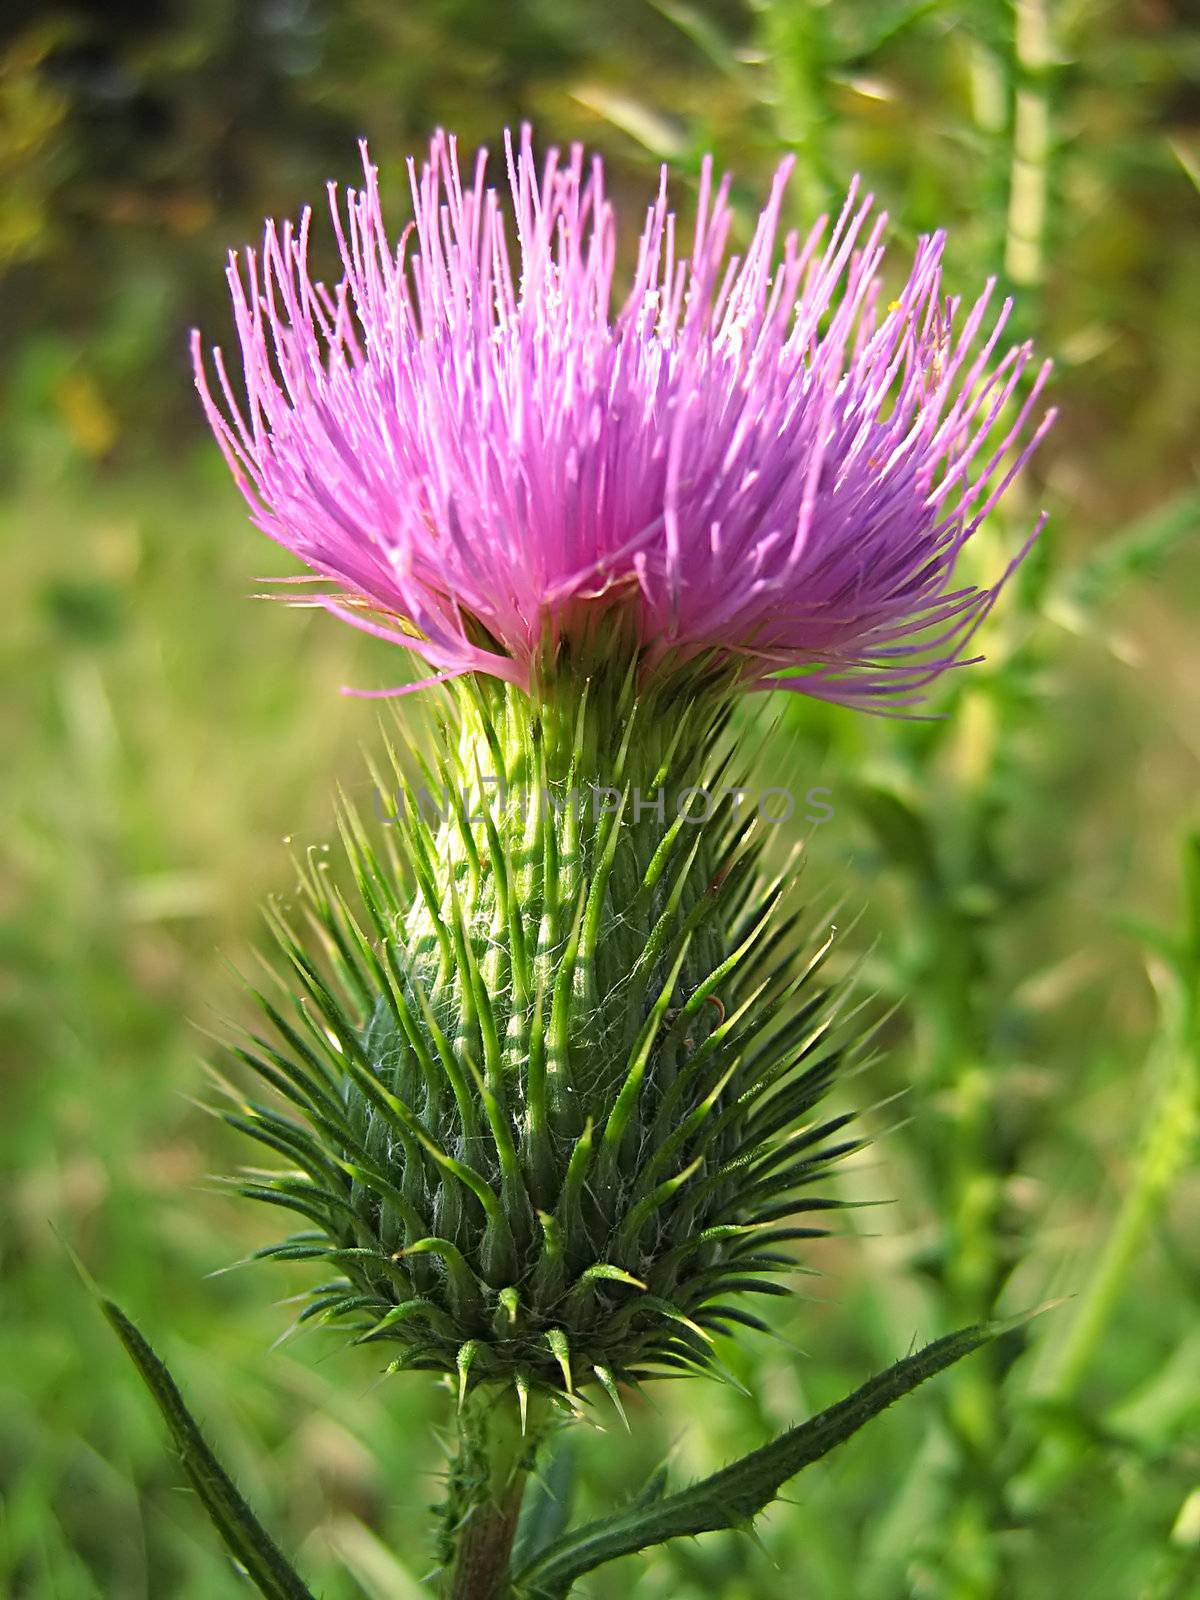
[442,1388,541,1600]
[1005,0,1054,288]
[447,1477,527,1600]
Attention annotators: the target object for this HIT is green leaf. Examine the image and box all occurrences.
[650,1,741,79]
[852,781,939,887]
[511,1436,577,1571]
[1059,488,1200,612]
[513,1316,1037,1598]
[89,1282,315,1600]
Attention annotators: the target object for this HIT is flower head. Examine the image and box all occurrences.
[195,127,1053,706]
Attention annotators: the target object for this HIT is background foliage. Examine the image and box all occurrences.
[2,2,1198,1596]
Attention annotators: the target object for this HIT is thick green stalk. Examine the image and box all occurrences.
[755,0,833,210]
[1005,0,1054,289]
[442,1388,545,1600]
[935,702,1010,1600]
[1013,935,1198,1511]
[853,698,1014,1598]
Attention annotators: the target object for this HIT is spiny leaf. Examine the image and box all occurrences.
[76,1268,314,1600]
[514,1315,1042,1598]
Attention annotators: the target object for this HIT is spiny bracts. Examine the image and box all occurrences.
[221,651,872,1416]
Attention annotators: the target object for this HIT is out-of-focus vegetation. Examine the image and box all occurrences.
[2,2,1198,1597]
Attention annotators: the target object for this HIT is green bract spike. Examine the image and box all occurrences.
[576,1264,646,1291]
[456,1341,478,1412]
[545,1328,574,1395]
[592,1365,630,1432]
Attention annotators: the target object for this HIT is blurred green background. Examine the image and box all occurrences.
[3,2,1198,1597]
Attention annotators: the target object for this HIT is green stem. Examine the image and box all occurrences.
[756,0,833,210]
[1013,957,1197,1513]
[914,706,1009,1596]
[1005,0,1054,288]
[1033,1032,1196,1404]
[442,1388,544,1600]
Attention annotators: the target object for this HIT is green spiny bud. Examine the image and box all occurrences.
[225,649,864,1415]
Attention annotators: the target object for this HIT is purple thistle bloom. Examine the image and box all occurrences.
[194,127,1054,705]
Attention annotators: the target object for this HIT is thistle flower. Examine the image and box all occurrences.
[194,128,1053,708]
[194,131,1057,1600]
